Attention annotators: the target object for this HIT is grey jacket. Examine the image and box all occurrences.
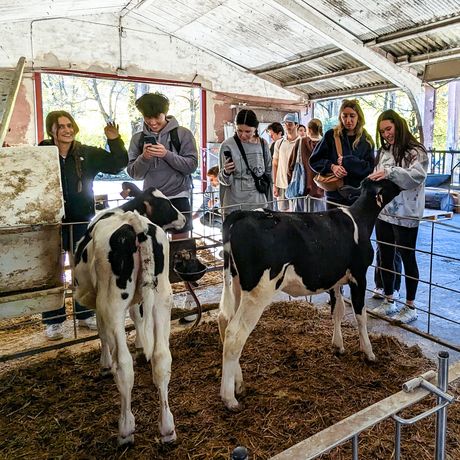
[127,116,198,197]
[218,136,272,216]
[377,143,428,228]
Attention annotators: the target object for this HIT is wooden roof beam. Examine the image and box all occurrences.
[268,0,424,136]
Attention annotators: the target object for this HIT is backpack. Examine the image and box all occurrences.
[140,127,181,153]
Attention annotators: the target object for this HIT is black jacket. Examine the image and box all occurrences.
[40,138,128,222]
[309,129,375,204]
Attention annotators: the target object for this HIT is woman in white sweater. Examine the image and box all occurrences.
[369,110,428,324]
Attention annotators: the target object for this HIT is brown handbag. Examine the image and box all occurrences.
[313,134,344,192]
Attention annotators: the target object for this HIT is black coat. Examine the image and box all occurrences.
[309,129,375,204]
[40,138,128,222]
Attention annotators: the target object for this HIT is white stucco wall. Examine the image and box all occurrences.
[0,14,298,101]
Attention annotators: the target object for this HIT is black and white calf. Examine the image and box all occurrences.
[218,179,401,410]
[74,187,186,444]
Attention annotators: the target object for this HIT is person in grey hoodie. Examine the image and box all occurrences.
[369,110,428,324]
[127,92,198,239]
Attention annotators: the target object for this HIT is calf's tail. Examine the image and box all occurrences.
[129,211,155,361]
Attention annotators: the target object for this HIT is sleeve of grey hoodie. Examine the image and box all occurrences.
[162,128,198,174]
[126,133,151,180]
[385,145,428,190]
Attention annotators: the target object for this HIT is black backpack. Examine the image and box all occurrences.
[140,127,181,153]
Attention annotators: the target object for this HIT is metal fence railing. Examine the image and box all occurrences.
[428,149,460,187]
[271,352,459,460]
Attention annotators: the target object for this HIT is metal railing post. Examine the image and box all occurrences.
[394,420,402,460]
[435,351,449,460]
[351,435,359,460]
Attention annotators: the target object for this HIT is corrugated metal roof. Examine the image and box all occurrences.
[0,0,459,100]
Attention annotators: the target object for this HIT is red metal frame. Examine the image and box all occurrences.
[200,89,208,192]
[34,72,44,144]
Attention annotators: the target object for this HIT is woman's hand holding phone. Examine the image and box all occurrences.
[223,150,235,175]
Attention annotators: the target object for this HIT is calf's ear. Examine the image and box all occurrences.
[338,185,360,201]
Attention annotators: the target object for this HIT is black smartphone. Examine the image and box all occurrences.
[224,150,232,161]
[144,135,158,145]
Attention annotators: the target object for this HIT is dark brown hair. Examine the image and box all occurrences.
[376,109,422,166]
[235,109,259,137]
[135,92,170,117]
[46,111,80,138]
[207,165,219,176]
[307,118,323,137]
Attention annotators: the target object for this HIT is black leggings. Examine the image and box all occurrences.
[375,219,419,301]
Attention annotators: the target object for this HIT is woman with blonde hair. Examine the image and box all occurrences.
[309,99,374,208]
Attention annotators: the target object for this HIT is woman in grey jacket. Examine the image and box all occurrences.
[219,109,272,216]
[369,110,428,324]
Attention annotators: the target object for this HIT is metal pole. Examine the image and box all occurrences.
[394,420,401,460]
[435,351,449,460]
[427,221,435,334]
[351,434,359,460]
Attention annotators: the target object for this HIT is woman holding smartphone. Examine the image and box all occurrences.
[218,109,272,216]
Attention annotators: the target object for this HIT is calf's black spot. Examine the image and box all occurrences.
[75,232,92,265]
[121,292,129,300]
[147,224,164,276]
[108,224,137,290]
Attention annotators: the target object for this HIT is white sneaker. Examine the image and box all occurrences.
[45,324,64,341]
[394,305,418,324]
[393,290,401,300]
[373,299,398,316]
[78,316,98,330]
[372,288,384,299]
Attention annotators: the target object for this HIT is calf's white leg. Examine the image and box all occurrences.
[221,283,273,411]
[331,286,345,354]
[152,288,176,443]
[349,277,376,361]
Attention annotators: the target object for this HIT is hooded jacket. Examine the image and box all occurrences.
[127,116,198,198]
[40,137,128,222]
[377,143,428,228]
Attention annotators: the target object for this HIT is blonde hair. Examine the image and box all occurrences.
[333,99,372,149]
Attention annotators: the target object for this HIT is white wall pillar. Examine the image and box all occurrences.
[422,84,436,149]
[446,81,460,150]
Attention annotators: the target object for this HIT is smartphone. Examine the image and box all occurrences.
[223,150,232,161]
[144,135,158,145]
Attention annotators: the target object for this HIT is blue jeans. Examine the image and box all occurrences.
[42,223,94,325]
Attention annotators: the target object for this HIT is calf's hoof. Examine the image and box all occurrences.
[135,348,148,365]
[364,352,377,363]
[117,433,134,447]
[100,367,113,378]
[332,346,345,357]
[161,430,177,444]
[223,399,243,413]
